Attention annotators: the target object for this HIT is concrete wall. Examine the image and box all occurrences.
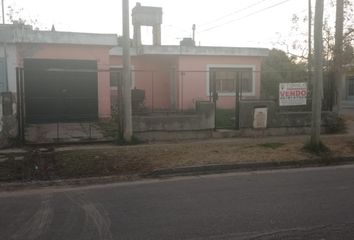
[17,43,112,118]
[0,44,17,93]
[0,92,18,148]
[132,101,214,132]
[239,100,335,128]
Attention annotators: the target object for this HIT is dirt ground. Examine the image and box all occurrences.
[1,111,354,183]
[2,134,353,182]
[89,134,354,169]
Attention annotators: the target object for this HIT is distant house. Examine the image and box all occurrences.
[343,64,354,101]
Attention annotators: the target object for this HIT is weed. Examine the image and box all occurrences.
[115,135,144,145]
[325,116,347,134]
[216,109,235,129]
[258,142,285,149]
[303,141,330,155]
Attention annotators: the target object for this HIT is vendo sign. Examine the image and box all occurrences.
[279,82,308,106]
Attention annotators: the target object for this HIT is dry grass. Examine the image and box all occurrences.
[1,135,354,182]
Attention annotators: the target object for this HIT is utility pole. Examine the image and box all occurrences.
[122,0,132,142]
[333,0,344,114]
[1,0,5,24]
[2,0,8,92]
[308,0,312,78]
[311,0,324,146]
[192,24,196,43]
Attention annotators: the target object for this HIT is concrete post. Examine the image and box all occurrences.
[122,0,132,142]
[133,25,141,47]
[311,0,324,146]
[153,25,161,46]
[333,0,344,114]
[170,66,177,111]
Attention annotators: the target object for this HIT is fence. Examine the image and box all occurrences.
[114,69,213,114]
[16,66,336,143]
[258,70,333,112]
[113,68,334,129]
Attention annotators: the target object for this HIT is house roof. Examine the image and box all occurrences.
[0,24,118,46]
[0,24,268,56]
[344,64,354,75]
[110,45,269,57]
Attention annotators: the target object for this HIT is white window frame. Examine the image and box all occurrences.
[109,65,135,89]
[206,64,256,97]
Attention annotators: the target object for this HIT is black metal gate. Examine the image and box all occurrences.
[210,69,242,130]
[23,59,98,123]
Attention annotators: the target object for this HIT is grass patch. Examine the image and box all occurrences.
[0,148,153,182]
[303,141,330,155]
[115,135,144,145]
[96,120,144,145]
[96,119,121,140]
[258,142,285,149]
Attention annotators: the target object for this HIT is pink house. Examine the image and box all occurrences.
[109,45,268,112]
[108,3,268,114]
[1,24,117,122]
[1,12,267,124]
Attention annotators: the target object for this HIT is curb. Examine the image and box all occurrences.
[1,157,354,192]
[145,156,354,178]
[0,175,141,192]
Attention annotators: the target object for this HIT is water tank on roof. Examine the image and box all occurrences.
[180,38,195,47]
[132,2,163,26]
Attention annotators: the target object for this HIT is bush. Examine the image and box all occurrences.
[303,141,330,155]
[325,116,346,134]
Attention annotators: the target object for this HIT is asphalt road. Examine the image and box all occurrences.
[1,165,354,240]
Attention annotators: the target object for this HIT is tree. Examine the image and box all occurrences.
[333,0,344,113]
[284,1,354,68]
[6,4,39,29]
[261,49,307,99]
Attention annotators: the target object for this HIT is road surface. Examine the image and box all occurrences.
[1,165,354,239]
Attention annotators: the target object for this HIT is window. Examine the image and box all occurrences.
[214,70,235,93]
[110,68,122,87]
[240,70,253,93]
[210,67,254,95]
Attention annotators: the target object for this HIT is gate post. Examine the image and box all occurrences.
[234,72,241,130]
[211,70,218,130]
[16,67,25,144]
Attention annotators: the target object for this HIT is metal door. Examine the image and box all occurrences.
[23,59,98,123]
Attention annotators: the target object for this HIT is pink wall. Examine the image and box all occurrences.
[17,43,264,119]
[18,43,112,118]
[178,55,263,110]
[111,54,263,111]
[110,55,177,111]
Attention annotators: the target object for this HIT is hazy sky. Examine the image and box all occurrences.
[1,0,334,51]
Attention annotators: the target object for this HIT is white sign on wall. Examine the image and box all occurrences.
[279,82,308,106]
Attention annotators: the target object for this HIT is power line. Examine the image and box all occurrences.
[198,0,294,33]
[198,0,269,27]
[164,24,190,34]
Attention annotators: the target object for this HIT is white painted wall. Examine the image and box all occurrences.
[0,44,18,93]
